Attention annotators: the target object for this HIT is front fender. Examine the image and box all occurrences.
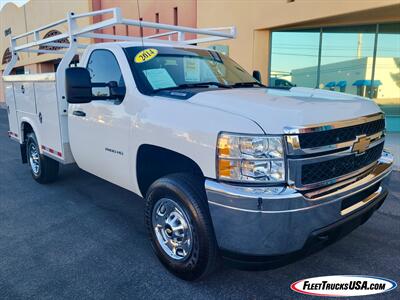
[130,98,264,193]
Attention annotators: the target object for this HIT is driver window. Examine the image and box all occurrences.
[86,50,126,100]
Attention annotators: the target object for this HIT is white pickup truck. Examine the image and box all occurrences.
[4,9,393,280]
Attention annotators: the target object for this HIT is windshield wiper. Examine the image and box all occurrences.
[231,82,266,88]
[153,82,231,93]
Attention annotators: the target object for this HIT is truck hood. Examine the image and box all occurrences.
[188,87,382,134]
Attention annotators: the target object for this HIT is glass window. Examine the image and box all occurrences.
[270,23,400,132]
[270,29,320,88]
[86,50,125,99]
[319,25,376,96]
[124,46,258,95]
[376,23,400,132]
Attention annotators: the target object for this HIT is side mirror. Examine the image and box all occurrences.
[91,81,126,100]
[107,81,126,100]
[65,67,92,104]
[253,70,262,82]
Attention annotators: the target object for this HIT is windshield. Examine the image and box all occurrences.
[124,46,260,95]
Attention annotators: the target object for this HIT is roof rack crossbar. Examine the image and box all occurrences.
[4,7,236,76]
[24,49,67,54]
[80,32,142,42]
[145,31,179,40]
[12,18,68,40]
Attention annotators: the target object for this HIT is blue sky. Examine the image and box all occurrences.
[0,0,28,9]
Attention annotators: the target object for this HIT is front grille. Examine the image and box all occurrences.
[301,142,384,185]
[298,118,385,149]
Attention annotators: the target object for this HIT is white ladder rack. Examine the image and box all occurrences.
[4,7,236,76]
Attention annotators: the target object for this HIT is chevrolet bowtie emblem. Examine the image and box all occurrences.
[352,136,370,154]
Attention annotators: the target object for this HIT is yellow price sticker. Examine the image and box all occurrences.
[134,48,158,63]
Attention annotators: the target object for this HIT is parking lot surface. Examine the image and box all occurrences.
[0,108,399,299]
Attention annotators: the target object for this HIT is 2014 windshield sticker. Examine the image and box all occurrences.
[291,275,397,297]
[134,48,158,63]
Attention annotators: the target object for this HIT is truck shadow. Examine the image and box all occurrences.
[49,164,400,299]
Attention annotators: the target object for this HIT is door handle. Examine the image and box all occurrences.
[73,110,86,117]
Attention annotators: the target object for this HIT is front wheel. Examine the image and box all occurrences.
[26,133,59,184]
[145,173,218,281]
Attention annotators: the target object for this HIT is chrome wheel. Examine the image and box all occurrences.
[29,142,40,175]
[152,198,193,260]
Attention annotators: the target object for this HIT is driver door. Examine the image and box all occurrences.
[68,49,131,188]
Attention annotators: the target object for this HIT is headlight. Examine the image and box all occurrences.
[217,133,285,183]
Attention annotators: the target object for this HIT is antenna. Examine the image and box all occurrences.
[136,0,145,49]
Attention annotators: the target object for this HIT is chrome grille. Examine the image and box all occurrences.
[298,118,385,149]
[285,113,385,190]
[301,143,384,185]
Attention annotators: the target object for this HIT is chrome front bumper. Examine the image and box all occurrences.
[206,151,393,257]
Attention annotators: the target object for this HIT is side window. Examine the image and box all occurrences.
[86,50,126,100]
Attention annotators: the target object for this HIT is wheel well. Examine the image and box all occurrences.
[136,144,204,197]
[21,122,34,142]
[20,122,34,164]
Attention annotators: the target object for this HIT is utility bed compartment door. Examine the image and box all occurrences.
[13,82,36,114]
[35,82,63,156]
[4,83,19,138]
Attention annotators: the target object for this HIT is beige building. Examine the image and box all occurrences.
[0,0,195,101]
[197,0,399,132]
[197,0,399,80]
[0,0,94,100]
[0,0,93,74]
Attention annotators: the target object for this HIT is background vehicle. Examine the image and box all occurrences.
[4,8,393,280]
[269,77,296,88]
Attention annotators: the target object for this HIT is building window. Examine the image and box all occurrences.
[270,23,400,132]
[376,23,400,132]
[173,7,178,26]
[2,47,12,65]
[270,29,320,88]
[14,66,24,75]
[38,30,69,55]
[319,25,376,94]
[155,13,160,34]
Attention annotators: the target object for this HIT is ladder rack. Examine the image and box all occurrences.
[4,7,236,76]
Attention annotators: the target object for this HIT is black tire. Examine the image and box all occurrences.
[26,133,59,184]
[145,173,219,281]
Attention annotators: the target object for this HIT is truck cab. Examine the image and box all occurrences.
[3,8,393,281]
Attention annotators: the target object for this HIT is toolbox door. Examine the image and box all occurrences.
[4,83,19,139]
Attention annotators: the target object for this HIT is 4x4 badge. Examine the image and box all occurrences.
[352,135,370,154]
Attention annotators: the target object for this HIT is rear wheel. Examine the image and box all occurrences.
[26,133,59,183]
[145,173,218,281]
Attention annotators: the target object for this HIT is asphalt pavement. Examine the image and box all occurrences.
[0,108,399,299]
